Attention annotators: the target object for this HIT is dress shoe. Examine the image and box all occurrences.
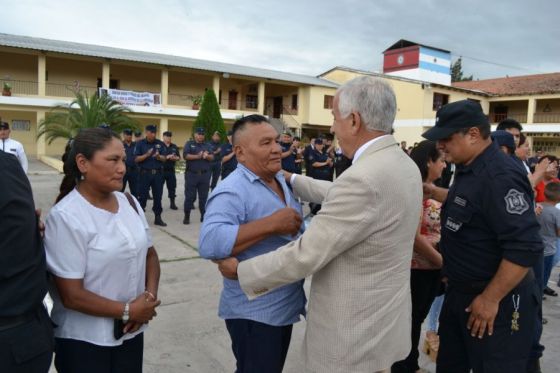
[183,213,190,225]
[170,198,178,210]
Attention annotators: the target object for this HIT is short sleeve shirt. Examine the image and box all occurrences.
[221,143,237,172]
[183,140,212,172]
[536,204,560,256]
[134,139,167,170]
[411,198,442,270]
[45,190,153,346]
[310,149,330,180]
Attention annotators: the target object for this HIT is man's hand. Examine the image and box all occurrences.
[465,294,499,338]
[214,257,239,280]
[267,207,302,236]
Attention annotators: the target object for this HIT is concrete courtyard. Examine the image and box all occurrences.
[27,159,559,373]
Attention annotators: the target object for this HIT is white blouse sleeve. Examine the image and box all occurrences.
[45,210,89,279]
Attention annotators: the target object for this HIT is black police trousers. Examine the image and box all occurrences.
[138,170,164,215]
[122,168,138,199]
[0,306,54,372]
[184,170,211,213]
[163,168,177,199]
[210,162,221,190]
[437,280,540,373]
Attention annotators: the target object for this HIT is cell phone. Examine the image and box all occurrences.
[114,319,126,340]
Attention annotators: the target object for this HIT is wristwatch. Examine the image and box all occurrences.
[122,302,130,323]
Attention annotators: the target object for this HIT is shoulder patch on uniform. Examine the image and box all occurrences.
[504,189,529,215]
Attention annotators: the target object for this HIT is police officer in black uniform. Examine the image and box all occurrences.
[134,124,168,226]
[309,138,333,214]
[422,100,542,373]
[208,131,223,190]
[280,132,298,174]
[162,131,181,210]
[0,151,54,371]
[122,129,138,198]
[220,130,237,180]
[183,127,214,224]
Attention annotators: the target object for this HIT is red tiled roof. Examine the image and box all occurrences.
[452,72,560,96]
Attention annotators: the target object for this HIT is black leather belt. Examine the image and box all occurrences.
[126,166,137,172]
[448,269,535,294]
[0,311,35,332]
[140,169,162,174]
[187,169,208,174]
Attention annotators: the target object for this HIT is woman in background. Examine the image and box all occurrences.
[392,140,445,373]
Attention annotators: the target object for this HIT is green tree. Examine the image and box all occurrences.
[451,57,474,82]
[193,89,226,140]
[37,91,139,144]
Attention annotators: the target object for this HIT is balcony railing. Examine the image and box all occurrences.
[168,93,259,112]
[533,112,560,123]
[490,112,528,123]
[2,80,38,95]
[46,82,97,98]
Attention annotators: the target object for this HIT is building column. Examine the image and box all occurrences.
[527,98,536,124]
[161,69,169,106]
[102,62,110,88]
[36,110,46,156]
[257,81,265,115]
[38,55,46,96]
[159,118,169,139]
[212,75,220,95]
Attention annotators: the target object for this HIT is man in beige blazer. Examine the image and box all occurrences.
[217,76,423,373]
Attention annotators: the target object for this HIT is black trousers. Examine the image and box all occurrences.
[162,169,177,199]
[436,281,539,373]
[138,170,164,215]
[54,333,144,373]
[0,306,54,373]
[392,269,441,373]
[225,319,292,373]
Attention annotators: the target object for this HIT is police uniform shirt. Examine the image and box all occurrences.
[163,142,180,170]
[280,142,297,173]
[0,151,46,317]
[309,148,331,180]
[123,141,137,168]
[184,140,212,172]
[134,138,167,170]
[221,142,237,172]
[1,137,28,173]
[441,142,543,284]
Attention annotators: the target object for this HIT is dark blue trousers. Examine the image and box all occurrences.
[138,169,164,215]
[210,162,221,190]
[162,169,177,199]
[0,306,53,373]
[225,319,292,373]
[54,333,143,373]
[184,171,211,214]
[122,168,138,199]
[436,281,540,373]
[529,254,545,364]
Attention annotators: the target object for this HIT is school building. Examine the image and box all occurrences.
[1,34,559,159]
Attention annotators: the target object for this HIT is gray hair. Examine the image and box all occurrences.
[337,76,396,133]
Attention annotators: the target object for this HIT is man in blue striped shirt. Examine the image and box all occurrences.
[199,114,306,373]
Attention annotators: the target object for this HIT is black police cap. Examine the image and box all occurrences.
[422,100,489,141]
[145,124,157,133]
[163,131,172,137]
[123,129,133,135]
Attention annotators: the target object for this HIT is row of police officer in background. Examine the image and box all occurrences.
[121,125,237,226]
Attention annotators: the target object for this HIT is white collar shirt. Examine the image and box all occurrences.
[44,189,153,346]
[1,138,28,173]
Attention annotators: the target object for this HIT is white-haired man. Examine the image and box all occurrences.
[217,76,422,373]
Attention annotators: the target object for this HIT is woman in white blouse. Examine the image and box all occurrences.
[45,128,161,373]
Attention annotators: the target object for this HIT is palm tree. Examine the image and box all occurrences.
[37,91,139,144]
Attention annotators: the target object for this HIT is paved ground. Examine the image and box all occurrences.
[28,159,560,372]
